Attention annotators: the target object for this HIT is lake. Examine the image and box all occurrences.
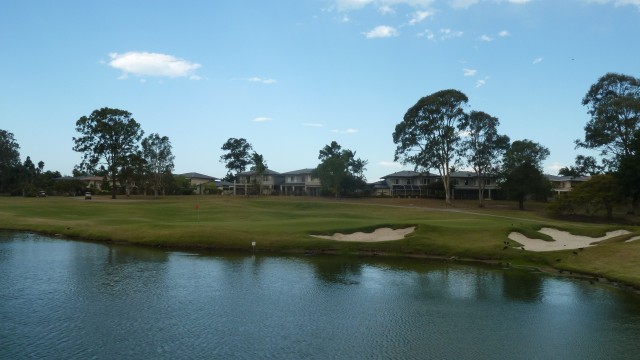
[1,232,639,359]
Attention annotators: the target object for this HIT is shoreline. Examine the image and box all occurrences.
[6,227,640,295]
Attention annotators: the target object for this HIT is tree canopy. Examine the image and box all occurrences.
[577,72,640,169]
[500,139,550,210]
[313,141,368,197]
[72,107,144,199]
[393,89,469,204]
[220,138,253,182]
[0,129,21,193]
[458,110,510,207]
[142,133,175,197]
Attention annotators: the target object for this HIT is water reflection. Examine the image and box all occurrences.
[2,232,640,360]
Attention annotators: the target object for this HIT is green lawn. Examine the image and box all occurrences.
[1,195,639,288]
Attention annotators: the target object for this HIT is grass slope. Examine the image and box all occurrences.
[1,195,639,287]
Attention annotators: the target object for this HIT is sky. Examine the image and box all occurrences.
[1,0,639,182]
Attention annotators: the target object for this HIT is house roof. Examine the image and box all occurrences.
[180,172,216,180]
[238,169,281,176]
[281,168,316,175]
[381,170,435,178]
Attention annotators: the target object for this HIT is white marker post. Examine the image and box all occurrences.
[251,241,256,253]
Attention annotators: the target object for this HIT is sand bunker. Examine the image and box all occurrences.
[625,236,640,243]
[311,227,415,242]
[508,228,631,252]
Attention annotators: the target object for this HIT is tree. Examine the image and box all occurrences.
[250,152,267,195]
[500,140,551,210]
[72,108,144,199]
[550,174,623,219]
[558,155,601,177]
[220,138,253,182]
[0,129,21,194]
[617,129,640,214]
[313,141,368,198]
[577,73,640,169]
[393,89,468,205]
[142,133,175,197]
[458,110,510,207]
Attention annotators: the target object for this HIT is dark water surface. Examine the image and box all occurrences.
[1,232,640,359]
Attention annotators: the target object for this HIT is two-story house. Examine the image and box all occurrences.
[236,169,284,195]
[378,170,500,199]
[280,168,321,196]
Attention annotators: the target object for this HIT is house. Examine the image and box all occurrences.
[280,168,321,196]
[236,169,284,195]
[380,171,439,197]
[546,175,591,195]
[55,176,105,190]
[180,172,217,194]
[378,170,500,199]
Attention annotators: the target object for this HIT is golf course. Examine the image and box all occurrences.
[2,195,640,289]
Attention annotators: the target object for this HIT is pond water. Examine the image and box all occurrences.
[1,232,640,359]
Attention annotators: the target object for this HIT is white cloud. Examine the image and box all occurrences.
[378,5,395,13]
[498,30,510,37]
[253,117,272,122]
[533,57,543,64]
[417,28,435,40]
[364,25,399,38]
[303,123,324,127]
[379,161,402,168]
[247,76,277,84]
[408,10,433,25]
[439,28,464,40]
[476,76,489,88]
[335,0,435,12]
[463,68,477,76]
[108,52,201,79]
[479,34,493,42]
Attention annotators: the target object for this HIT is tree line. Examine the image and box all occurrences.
[1,72,638,215]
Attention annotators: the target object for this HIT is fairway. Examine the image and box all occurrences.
[1,195,639,288]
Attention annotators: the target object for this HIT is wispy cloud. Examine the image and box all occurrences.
[246,77,277,84]
[418,28,463,41]
[463,68,477,76]
[479,34,493,42]
[332,128,359,134]
[364,25,399,38]
[303,123,324,127]
[476,76,489,88]
[408,10,433,25]
[253,117,272,122]
[439,28,464,40]
[533,57,543,64]
[498,30,510,37]
[108,51,201,79]
[335,0,434,12]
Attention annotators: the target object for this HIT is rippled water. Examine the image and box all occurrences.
[1,232,640,359]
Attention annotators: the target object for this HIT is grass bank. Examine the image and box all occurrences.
[1,195,639,288]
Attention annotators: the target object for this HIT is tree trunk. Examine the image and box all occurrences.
[518,196,525,210]
[111,174,117,199]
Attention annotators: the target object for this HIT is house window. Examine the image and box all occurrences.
[394,179,399,184]
[454,179,459,185]
[263,175,269,182]
[406,179,411,185]
[485,179,491,185]
[464,180,469,186]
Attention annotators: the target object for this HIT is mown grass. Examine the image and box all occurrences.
[1,195,639,288]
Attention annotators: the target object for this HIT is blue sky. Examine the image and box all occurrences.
[1,0,639,181]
